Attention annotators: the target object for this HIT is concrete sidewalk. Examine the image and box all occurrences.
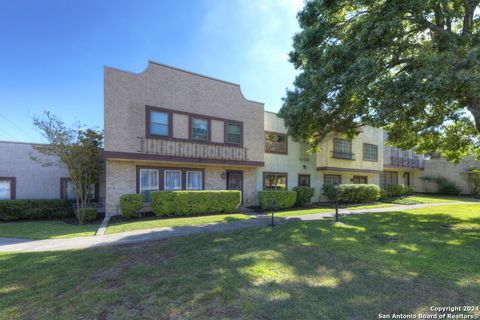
[0,202,475,252]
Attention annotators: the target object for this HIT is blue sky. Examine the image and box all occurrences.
[0,0,303,143]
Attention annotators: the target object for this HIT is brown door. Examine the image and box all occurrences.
[404,172,410,186]
[226,171,243,198]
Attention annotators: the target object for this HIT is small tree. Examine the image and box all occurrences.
[465,167,480,195]
[32,112,104,224]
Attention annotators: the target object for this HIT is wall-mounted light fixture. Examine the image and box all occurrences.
[303,165,307,170]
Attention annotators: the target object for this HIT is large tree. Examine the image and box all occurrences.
[32,112,104,224]
[279,0,480,162]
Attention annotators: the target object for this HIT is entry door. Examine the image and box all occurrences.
[226,171,243,201]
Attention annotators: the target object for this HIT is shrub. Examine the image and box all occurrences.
[293,186,315,206]
[257,191,297,210]
[337,184,381,203]
[383,184,415,198]
[120,194,146,218]
[420,176,461,195]
[465,167,480,195]
[150,190,241,216]
[0,199,74,221]
[323,184,336,202]
[81,208,98,221]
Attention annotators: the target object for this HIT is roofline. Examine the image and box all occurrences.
[104,60,265,106]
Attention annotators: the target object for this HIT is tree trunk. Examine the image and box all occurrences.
[468,96,480,133]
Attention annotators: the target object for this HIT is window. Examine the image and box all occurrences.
[263,173,287,190]
[165,170,182,190]
[191,118,208,141]
[363,143,378,161]
[226,123,241,144]
[380,171,398,189]
[140,169,159,202]
[149,110,170,136]
[186,171,202,190]
[298,174,310,187]
[333,138,353,159]
[265,132,288,154]
[0,178,14,200]
[352,176,368,184]
[61,178,96,201]
[324,174,341,185]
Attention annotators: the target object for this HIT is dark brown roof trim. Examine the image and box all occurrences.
[316,166,383,174]
[104,151,265,167]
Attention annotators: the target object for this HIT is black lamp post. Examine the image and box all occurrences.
[335,182,339,222]
[267,199,275,227]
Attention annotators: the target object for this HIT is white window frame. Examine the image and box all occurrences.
[186,171,203,190]
[164,170,182,191]
[139,169,160,202]
[0,179,12,200]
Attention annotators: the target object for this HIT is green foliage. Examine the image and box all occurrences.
[322,184,336,202]
[383,184,415,198]
[119,194,146,218]
[80,208,97,221]
[324,184,381,203]
[390,198,423,205]
[293,186,315,206]
[150,191,241,216]
[420,176,462,195]
[465,167,480,195]
[279,0,480,162]
[0,199,74,221]
[32,111,104,224]
[258,191,297,210]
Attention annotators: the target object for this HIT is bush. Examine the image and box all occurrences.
[0,199,74,221]
[323,184,380,203]
[120,194,146,218]
[80,208,98,221]
[151,190,241,216]
[293,186,315,206]
[383,184,415,198]
[257,191,297,210]
[323,184,336,202]
[420,176,461,195]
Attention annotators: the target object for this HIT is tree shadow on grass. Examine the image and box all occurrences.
[1,211,479,319]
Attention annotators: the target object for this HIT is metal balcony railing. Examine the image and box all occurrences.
[137,137,249,161]
[331,151,355,160]
[390,156,423,168]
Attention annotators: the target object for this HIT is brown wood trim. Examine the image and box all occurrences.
[262,171,288,190]
[317,166,383,174]
[0,177,16,200]
[264,131,288,155]
[104,150,264,167]
[224,120,243,147]
[136,166,206,193]
[298,174,310,187]
[146,105,244,147]
[362,143,379,162]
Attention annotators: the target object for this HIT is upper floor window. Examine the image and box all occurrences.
[191,118,208,141]
[363,143,378,161]
[149,110,170,136]
[265,132,288,154]
[333,138,354,160]
[227,123,241,144]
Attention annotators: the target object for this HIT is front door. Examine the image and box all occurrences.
[226,171,243,202]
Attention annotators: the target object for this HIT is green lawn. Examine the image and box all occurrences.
[403,195,480,203]
[0,221,99,239]
[1,204,479,319]
[106,213,252,234]
[273,203,397,217]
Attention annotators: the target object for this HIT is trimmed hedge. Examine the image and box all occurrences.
[258,191,297,210]
[150,190,241,216]
[0,199,74,221]
[323,184,381,203]
[81,208,98,221]
[120,194,146,218]
[383,184,415,198]
[293,186,315,206]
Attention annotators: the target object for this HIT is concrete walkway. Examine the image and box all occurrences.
[0,202,476,252]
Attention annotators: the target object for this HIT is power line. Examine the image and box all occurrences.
[0,126,20,141]
[0,112,38,142]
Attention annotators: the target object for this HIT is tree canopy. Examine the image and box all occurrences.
[279,0,480,162]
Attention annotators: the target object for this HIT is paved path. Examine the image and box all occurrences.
[0,202,475,252]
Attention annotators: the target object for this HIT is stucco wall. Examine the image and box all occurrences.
[105,159,257,216]
[0,141,106,200]
[104,61,265,163]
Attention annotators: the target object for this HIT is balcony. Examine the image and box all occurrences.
[137,137,249,162]
[331,151,356,160]
[390,156,424,168]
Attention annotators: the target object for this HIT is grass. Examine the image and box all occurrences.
[106,213,252,234]
[273,203,397,217]
[0,221,99,239]
[402,194,480,203]
[1,204,479,319]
